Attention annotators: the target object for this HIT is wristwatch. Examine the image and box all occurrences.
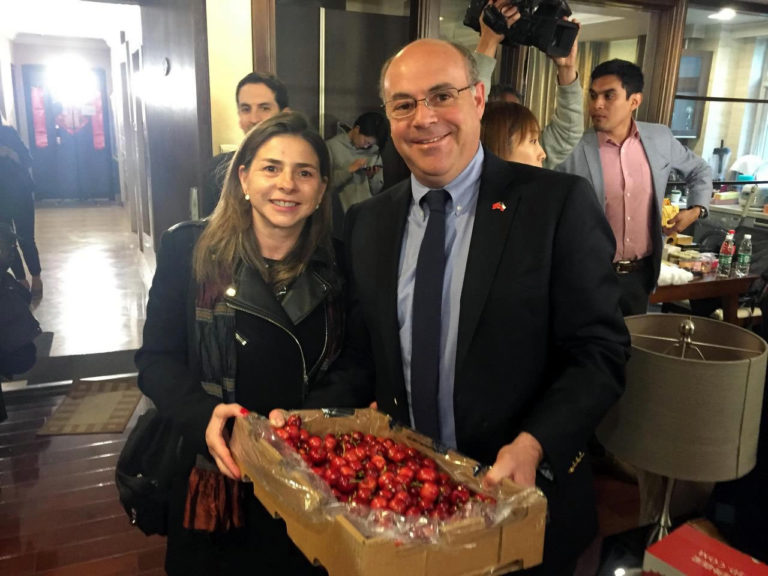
[694,205,709,219]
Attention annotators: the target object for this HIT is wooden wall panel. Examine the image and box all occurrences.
[140,0,211,246]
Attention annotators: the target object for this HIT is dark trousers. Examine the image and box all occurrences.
[616,257,655,316]
[1,185,41,279]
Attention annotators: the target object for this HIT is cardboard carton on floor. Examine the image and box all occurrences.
[231,408,547,576]
[643,523,768,575]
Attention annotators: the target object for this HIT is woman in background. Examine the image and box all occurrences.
[481,101,547,168]
[136,112,361,575]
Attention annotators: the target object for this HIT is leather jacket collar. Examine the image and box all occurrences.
[224,251,339,327]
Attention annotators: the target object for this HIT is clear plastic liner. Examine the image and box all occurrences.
[231,408,544,546]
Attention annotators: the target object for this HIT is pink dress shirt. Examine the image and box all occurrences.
[598,121,654,262]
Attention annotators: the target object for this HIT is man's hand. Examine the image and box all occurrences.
[664,206,701,235]
[483,431,543,488]
[552,18,580,86]
[205,403,249,480]
[349,158,368,173]
[476,0,521,57]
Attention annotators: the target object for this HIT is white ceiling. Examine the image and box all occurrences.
[0,0,139,46]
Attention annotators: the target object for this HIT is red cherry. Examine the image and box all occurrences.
[370,496,389,510]
[355,487,374,502]
[416,467,438,483]
[286,414,302,428]
[337,475,356,493]
[420,481,440,503]
[450,485,470,505]
[371,455,387,470]
[396,467,415,482]
[378,489,394,501]
[359,476,378,492]
[323,434,338,452]
[324,468,340,487]
[388,497,407,514]
[308,446,327,465]
[274,428,290,442]
[339,465,356,478]
[329,456,346,470]
[421,459,437,469]
[377,471,396,491]
[285,424,301,441]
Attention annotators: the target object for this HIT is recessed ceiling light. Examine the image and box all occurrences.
[709,8,736,20]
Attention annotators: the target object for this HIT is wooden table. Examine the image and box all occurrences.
[650,274,759,324]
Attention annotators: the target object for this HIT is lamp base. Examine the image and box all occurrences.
[647,476,675,545]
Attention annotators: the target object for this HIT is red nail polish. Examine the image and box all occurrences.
[240,407,250,416]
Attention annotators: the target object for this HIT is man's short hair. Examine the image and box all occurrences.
[378,40,480,102]
[591,59,644,97]
[488,84,524,103]
[235,72,289,110]
[354,112,390,150]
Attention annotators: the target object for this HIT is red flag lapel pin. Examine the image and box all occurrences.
[492,201,506,212]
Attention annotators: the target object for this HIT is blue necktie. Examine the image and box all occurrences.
[411,189,449,440]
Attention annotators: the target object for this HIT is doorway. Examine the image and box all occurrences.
[21,62,115,201]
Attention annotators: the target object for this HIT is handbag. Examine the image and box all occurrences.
[115,407,183,536]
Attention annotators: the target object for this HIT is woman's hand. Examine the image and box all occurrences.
[205,403,249,480]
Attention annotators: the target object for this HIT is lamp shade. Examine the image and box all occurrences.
[597,314,767,482]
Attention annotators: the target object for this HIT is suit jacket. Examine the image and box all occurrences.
[337,150,630,568]
[557,122,713,290]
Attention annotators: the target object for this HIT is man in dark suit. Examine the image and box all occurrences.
[337,38,629,573]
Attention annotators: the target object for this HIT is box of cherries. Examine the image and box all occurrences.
[231,408,546,576]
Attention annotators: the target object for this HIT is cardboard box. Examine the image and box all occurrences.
[231,409,547,576]
[643,523,768,575]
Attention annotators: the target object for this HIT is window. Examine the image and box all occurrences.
[675,6,768,182]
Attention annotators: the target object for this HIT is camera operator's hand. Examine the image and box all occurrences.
[552,18,580,86]
[476,0,521,57]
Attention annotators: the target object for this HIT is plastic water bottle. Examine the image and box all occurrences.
[717,230,736,278]
[735,234,752,277]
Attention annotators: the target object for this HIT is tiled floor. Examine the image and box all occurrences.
[26,201,151,357]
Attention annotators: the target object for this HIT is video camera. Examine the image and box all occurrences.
[463,0,579,58]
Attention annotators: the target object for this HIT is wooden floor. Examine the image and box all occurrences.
[0,385,166,575]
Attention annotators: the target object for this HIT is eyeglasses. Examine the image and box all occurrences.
[383,85,474,119]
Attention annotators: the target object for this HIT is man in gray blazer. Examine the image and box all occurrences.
[558,59,712,315]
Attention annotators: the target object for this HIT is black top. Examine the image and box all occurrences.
[234,302,324,415]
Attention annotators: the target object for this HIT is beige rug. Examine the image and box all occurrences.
[37,376,143,435]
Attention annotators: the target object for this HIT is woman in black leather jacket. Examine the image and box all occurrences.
[136,113,364,575]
